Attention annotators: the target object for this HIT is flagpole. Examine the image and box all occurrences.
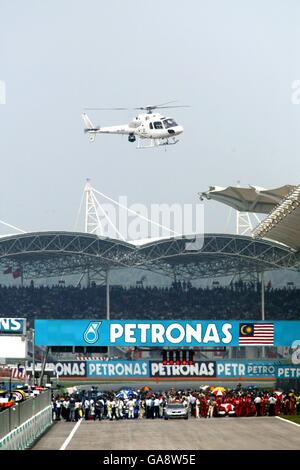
[9,366,12,400]
[106,268,110,358]
[261,271,265,321]
[261,271,265,359]
[32,329,35,386]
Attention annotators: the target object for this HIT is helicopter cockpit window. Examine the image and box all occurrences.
[162,118,177,128]
[154,121,163,129]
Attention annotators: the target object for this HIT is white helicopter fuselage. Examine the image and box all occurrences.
[128,113,184,140]
[82,112,184,146]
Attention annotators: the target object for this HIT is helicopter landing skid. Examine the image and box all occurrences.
[136,137,179,149]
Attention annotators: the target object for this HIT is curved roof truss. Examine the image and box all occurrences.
[0,231,299,281]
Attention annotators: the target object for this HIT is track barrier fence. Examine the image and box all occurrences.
[0,389,52,449]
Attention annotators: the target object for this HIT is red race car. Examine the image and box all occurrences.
[217,402,236,417]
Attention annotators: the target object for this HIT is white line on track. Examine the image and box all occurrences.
[60,418,83,450]
[276,416,300,428]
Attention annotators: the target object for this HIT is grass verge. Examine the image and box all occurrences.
[280,414,300,425]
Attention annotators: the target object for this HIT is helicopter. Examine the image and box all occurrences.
[81,101,188,149]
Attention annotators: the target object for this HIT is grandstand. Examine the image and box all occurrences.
[0,282,299,323]
[0,182,299,365]
[200,183,300,250]
[253,185,300,250]
[0,182,299,326]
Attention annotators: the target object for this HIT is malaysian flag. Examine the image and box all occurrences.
[239,323,274,345]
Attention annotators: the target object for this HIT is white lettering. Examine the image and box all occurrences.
[138,324,150,343]
[115,364,124,375]
[165,324,185,344]
[221,323,233,344]
[11,319,21,331]
[185,323,202,343]
[151,324,165,343]
[124,324,136,343]
[110,324,123,342]
[203,324,220,343]
[151,363,159,376]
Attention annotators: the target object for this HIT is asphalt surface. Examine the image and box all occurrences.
[32,417,300,450]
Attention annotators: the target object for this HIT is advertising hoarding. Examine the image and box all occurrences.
[86,360,149,378]
[24,360,300,379]
[0,318,26,335]
[0,336,27,358]
[149,361,216,378]
[35,319,300,347]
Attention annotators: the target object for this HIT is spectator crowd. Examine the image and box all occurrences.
[0,281,299,324]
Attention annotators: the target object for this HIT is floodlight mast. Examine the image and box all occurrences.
[84,179,103,236]
[0,219,26,234]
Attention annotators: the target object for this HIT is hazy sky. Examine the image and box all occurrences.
[1,0,300,236]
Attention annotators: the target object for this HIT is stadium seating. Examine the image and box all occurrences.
[0,281,299,324]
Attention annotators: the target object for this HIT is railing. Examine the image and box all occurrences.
[0,389,51,440]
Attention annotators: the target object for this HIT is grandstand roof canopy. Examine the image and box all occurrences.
[253,185,300,250]
[200,185,296,214]
[0,231,299,281]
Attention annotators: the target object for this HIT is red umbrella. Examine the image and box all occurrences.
[212,389,224,397]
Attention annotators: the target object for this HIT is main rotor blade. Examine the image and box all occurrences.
[154,105,190,109]
[133,101,178,111]
[84,102,190,112]
[152,100,178,108]
[133,102,189,111]
[84,107,130,111]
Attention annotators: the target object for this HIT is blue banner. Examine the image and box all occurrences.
[0,318,26,334]
[25,359,300,379]
[275,365,300,379]
[216,361,277,378]
[34,320,300,347]
[86,360,149,378]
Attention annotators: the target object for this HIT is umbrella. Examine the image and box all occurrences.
[274,390,283,399]
[141,385,152,392]
[199,385,210,391]
[116,388,137,399]
[212,389,224,397]
[212,386,226,392]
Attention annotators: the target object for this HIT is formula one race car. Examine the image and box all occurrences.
[217,402,236,417]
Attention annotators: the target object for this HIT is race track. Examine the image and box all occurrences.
[32,417,300,450]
